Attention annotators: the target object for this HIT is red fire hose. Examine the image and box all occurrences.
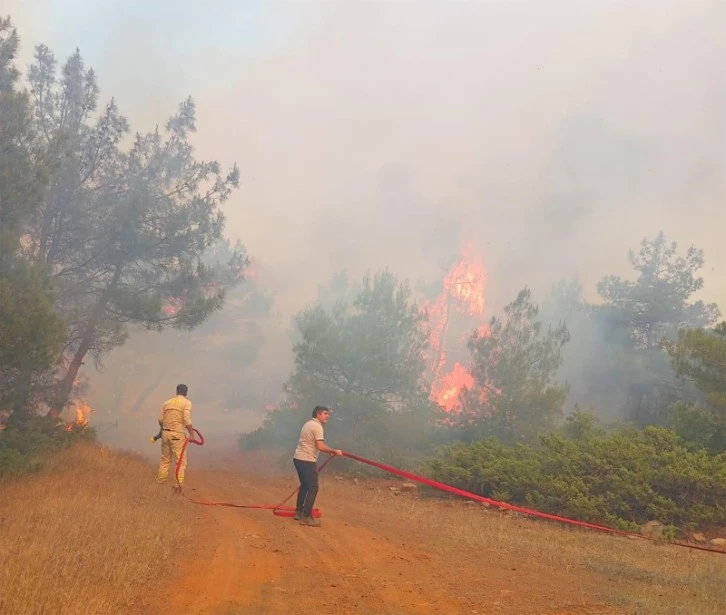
[170,430,725,554]
[342,452,726,555]
[174,429,330,517]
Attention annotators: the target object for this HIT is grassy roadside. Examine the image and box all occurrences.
[0,442,191,615]
[2,442,725,615]
[325,476,726,614]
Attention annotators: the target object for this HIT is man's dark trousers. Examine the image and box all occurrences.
[293,458,319,517]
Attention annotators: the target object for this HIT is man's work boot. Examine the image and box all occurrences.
[293,509,302,521]
[173,485,182,496]
[300,515,320,527]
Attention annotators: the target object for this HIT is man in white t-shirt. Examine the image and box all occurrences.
[293,405,343,526]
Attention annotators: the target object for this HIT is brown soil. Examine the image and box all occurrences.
[131,447,630,615]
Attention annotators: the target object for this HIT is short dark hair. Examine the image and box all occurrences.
[176,384,188,396]
[312,405,329,418]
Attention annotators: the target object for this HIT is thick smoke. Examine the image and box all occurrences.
[7,1,726,444]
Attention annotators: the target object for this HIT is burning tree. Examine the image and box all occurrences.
[423,249,570,441]
[424,245,487,413]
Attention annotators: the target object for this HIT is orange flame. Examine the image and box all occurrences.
[75,404,91,428]
[430,363,475,413]
[425,244,488,412]
[65,403,91,432]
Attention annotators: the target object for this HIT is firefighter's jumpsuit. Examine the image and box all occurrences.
[156,394,193,487]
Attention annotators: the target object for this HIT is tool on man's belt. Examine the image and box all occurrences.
[150,428,162,443]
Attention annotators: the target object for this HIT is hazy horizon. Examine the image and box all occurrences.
[7,1,726,317]
[6,1,726,446]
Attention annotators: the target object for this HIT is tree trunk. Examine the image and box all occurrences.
[50,345,87,418]
[50,265,122,417]
[38,173,59,262]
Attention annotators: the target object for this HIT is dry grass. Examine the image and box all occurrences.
[2,447,724,615]
[325,476,726,615]
[0,442,191,615]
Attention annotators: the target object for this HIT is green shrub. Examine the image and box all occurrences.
[0,414,95,477]
[426,419,726,530]
[668,402,726,454]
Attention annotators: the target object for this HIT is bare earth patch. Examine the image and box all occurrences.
[135,448,726,615]
[2,444,724,615]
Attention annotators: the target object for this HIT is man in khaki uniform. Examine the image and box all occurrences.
[156,384,194,493]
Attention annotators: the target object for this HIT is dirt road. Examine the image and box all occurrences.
[132,444,626,615]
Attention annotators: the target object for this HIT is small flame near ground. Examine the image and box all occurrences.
[424,244,488,413]
[65,377,92,432]
[65,403,91,432]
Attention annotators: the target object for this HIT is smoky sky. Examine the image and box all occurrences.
[7,0,726,318]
